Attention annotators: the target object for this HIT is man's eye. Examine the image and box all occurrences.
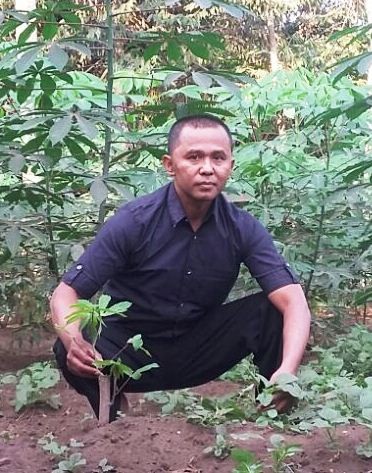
[214,155,225,161]
[188,154,199,160]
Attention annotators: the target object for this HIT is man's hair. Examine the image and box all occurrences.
[167,114,233,154]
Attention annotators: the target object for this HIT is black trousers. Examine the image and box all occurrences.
[53,292,283,421]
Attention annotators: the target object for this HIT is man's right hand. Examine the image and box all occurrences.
[65,335,102,378]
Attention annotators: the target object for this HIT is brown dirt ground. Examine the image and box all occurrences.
[0,328,371,473]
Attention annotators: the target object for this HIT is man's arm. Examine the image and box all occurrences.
[268,283,311,378]
[266,283,311,412]
[50,282,101,378]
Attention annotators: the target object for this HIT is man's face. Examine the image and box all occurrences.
[163,125,234,205]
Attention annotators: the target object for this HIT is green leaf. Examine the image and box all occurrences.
[211,74,240,94]
[22,133,47,153]
[70,244,84,261]
[98,294,111,310]
[49,115,72,145]
[143,42,162,62]
[9,11,29,22]
[192,71,212,89]
[76,115,98,139]
[167,39,182,61]
[131,363,159,380]
[65,137,86,160]
[19,116,50,131]
[61,12,81,29]
[128,334,144,351]
[38,93,54,110]
[164,71,186,88]
[42,22,59,41]
[194,0,212,7]
[40,73,57,94]
[105,301,131,315]
[0,19,20,40]
[9,154,25,174]
[18,23,37,45]
[220,2,244,19]
[17,80,33,104]
[48,43,69,71]
[62,41,91,58]
[187,40,209,59]
[5,226,22,256]
[257,391,273,407]
[90,178,108,205]
[15,47,41,74]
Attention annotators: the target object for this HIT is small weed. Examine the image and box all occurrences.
[38,433,87,473]
[231,447,263,473]
[4,362,61,412]
[144,389,197,414]
[52,453,86,473]
[203,425,231,459]
[268,434,302,473]
[93,458,116,472]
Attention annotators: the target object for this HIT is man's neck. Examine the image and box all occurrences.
[173,185,213,232]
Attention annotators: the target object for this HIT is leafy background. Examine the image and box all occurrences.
[0,0,371,332]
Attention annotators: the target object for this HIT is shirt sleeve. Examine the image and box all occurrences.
[240,213,299,294]
[62,208,138,299]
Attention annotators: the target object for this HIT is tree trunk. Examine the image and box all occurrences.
[267,11,281,72]
[15,0,37,42]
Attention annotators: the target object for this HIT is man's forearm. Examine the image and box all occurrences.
[268,284,311,377]
[280,302,311,374]
[50,282,82,349]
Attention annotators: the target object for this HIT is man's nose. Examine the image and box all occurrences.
[200,157,214,174]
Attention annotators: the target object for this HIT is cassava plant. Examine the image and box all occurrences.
[65,294,158,424]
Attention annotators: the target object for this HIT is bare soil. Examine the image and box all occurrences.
[0,328,371,473]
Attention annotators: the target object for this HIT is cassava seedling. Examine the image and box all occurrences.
[65,294,158,424]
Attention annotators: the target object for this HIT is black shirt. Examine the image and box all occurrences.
[63,183,298,331]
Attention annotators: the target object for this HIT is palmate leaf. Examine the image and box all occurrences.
[131,363,159,380]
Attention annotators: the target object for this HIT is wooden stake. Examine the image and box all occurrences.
[98,375,111,425]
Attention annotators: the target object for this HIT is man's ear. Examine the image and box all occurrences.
[162,154,175,176]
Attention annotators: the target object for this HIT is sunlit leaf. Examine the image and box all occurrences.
[90,178,108,205]
[48,43,69,71]
[15,47,41,74]
[76,115,98,139]
[5,226,22,256]
[49,115,72,145]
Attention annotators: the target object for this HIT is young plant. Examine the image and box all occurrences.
[203,425,231,459]
[4,362,61,412]
[267,434,302,473]
[65,294,158,424]
[38,434,86,473]
[231,448,263,473]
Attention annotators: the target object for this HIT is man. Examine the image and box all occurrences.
[51,114,311,421]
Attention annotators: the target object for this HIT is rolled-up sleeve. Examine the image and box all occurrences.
[241,215,299,294]
[62,208,138,299]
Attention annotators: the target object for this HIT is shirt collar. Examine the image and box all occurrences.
[167,182,219,227]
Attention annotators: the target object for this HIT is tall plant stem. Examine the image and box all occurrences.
[45,169,60,281]
[98,0,114,227]
[305,128,331,298]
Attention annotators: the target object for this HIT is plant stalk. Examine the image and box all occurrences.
[98,0,114,228]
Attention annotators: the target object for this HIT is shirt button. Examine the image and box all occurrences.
[179,303,184,308]
[193,235,197,240]
[76,264,83,270]
[186,270,192,275]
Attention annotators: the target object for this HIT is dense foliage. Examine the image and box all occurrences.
[0,0,370,330]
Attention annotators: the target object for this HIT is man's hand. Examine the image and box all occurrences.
[66,335,102,378]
